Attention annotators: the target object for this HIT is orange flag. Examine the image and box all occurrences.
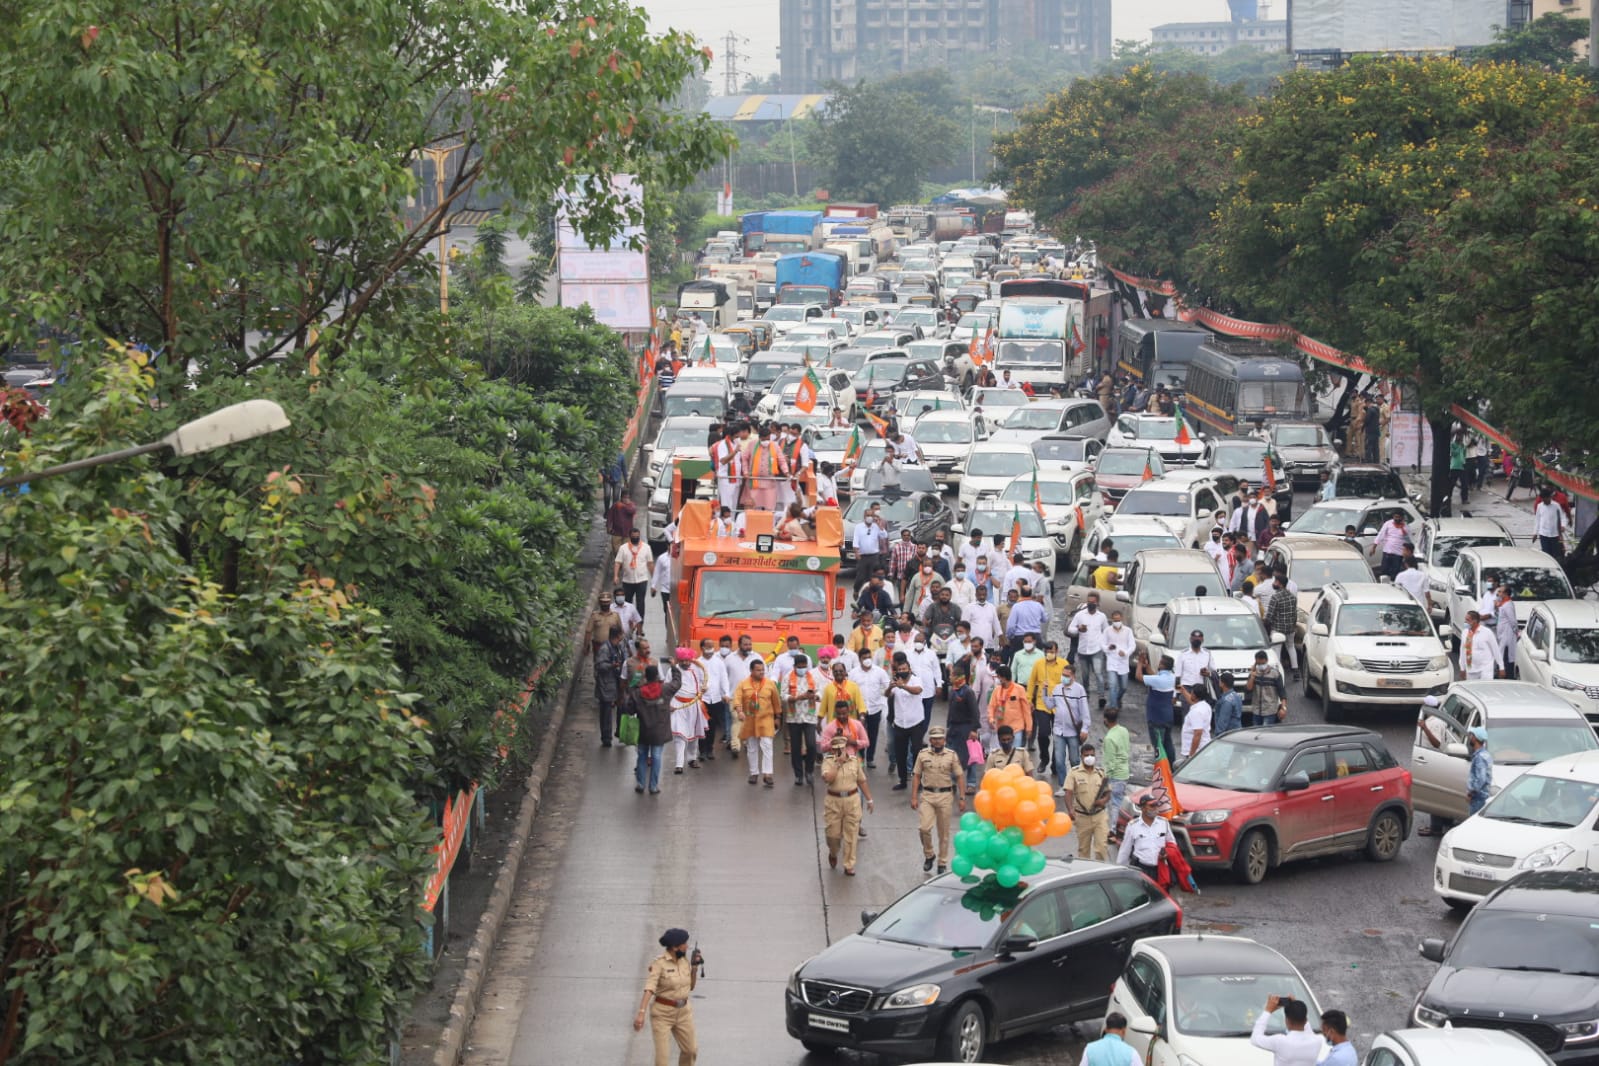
[1009,505,1022,555]
[794,367,821,414]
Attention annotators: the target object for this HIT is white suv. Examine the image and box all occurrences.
[1302,582,1453,720]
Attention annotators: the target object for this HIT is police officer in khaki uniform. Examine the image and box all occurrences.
[1064,741,1112,860]
[635,927,701,1066]
[820,733,874,875]
[911,725,966,874]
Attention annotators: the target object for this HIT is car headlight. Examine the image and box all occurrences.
[788,966,802,996]
[1135,623,1150,639]
[1428,654,1451,670]
[1413,1001,1448,1028]
[881,983,941,1010]
[1335,653,1361,670]
[1187,809,1230,825]
[1027,548,1051,561]
[1553,674,1586,691]
[1520,841,1576,871]
[1558,1018,1599,1044]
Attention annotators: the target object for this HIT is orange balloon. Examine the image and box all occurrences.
[1046,811,1073,837]
[981,769,1003,792]
[1022,823,1048,846]
[973,790,994,819]
[994,785,1019,814]
[1012,777,1037,801]
[1035,792,1057,817]
[1003,762,1027,780]
[991,807,1013,830]
[1014,799,1040,826]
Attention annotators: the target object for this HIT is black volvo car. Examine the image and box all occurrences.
[784,858,1183,1063]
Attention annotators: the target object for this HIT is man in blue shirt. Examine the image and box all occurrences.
[1466,726,1494,815]
[1005,589,1048,661]
[1137,651,1178,763]
[1319,1009,1357,1066]
[1212,673,1244,737]
[1080,1011,1139,1066]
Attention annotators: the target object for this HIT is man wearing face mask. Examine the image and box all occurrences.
[1136,652,1179,763]
[963,582,1000,649]
[850,649,892,771]
[722,634,760,749]
[946,564,976,606]
[613,530,654,621]
[609,587,643,646]
[908,634,944,721]
[987,666,1032,752]
[912,726,966,874]
[820,664,868,750]
[855,569,895,619]
[696,639,731,762]
[1203,526,1227,565]
[1117,795,1174,881]
[945,662,982,790]
[1069,593,1112,707]
[1104,610,1136,710]
[851,513,890,594]
[1174,630,1215,705]
[1064,742,1111,860]
[634,927,701,1064]
[1027,640,1067,773]
[1049,662,1092,790]
[888,651,927,791]
[1005,589,1048,663]
[985,723,1035,774]
[1010,631,1045,698]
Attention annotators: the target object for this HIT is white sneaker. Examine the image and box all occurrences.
[1055,787,1067,797]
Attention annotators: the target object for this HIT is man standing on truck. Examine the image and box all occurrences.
[747,426,790,512]
[711,426,744,514]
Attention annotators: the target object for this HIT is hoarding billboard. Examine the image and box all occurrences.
[556,174,650,331]
[1290,0,1506,52]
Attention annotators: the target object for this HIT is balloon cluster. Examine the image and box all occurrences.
[950,764,1073,886]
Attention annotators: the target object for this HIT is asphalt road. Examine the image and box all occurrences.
[458,483,1462,1066]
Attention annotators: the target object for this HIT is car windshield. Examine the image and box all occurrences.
[1171,614,1267,650]
[829,350,870,374]
[654,426,705,452]
[747,360,798,386]
[763,306,807,323]
[845,496,920,525]
[663,392,724,418]
[807,428,853,451]
[1555,627,1599,664]
[1138,570,1220,606]
[897,310,937,328]
[1177,738,1287,793]
[958,314,993,330]
[1287,506,1363,535]
[1489,722,1599,767]
[1099,452,1163,477]
[863,883,1024,951]
[1289,556,1372,591]
[1336,469,1406,499]
[969,388,1030,408]
[996,340,1063,367]
[1274,426,1326,447]
[967,451,1036,477]
[1034,439,1090,463]
[973,511,1047,537]
[1126,419,1177,441]
[1446,908,1599,975]
[1210,442,1268,472]
[1334,603,1433,637]
[1431,533,1512,568]
[1239,380,1308,415]
[856,335,902,352]
[696,570,829,621]
[1003,407,1068,431]
[905,342,948,362]
[1105,533,1182,557]
[917,421,974,444]
[1172,975,1313,1038]
[1485,566,1573,601]
[856,360,909,386]
[1002,480,1077,506]
[1117,491,1189,518]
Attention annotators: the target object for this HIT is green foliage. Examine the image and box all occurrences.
[0,0,732,371]
[1105,40,1291,97]
[810,75,959,204]
[0,350,435,1063]
[645,185,712,284]
[1472,12,1589,69]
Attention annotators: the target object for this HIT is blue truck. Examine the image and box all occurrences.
[762,210,825,254]
[739,211,768,255]
[774,251,846,307]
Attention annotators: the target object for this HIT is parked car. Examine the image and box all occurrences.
[1115,549,1225,651]
[1286,498,1424,556]
[1446,546,1574,649]
[1517,601,1599,732]
[1261,535,1376,631]
[1031,434,1104,475]
[990,398,1111,445]
[1329,461,1411,503]
[964,504,1058,580]
[914,409,988,490]
[785,861,1182,1063]
[1414,680,1599,825]
[1434,749,1599,909]
[1263,420,1340,487]
[957,443,1039,520]
[1195,435,1295,520]
[1302,582,1454,720]
[1126,723,1413,883]
[1415,516,1516,618]
[1094,447,1167,505]
[1362,1028,1557,1066]
[1413,870,1599,1059]
[841,491,954,569]
[1107,936,1323,1066]
[1148,596,1284,687]
[1106,413,1205,465]
[998,470,1102,559]
[1113,476,1229,549]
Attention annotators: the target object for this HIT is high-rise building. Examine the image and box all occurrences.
[779,0,1113,92]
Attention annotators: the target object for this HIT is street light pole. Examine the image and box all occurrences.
[419,144,466,314]
[0,400,291,490]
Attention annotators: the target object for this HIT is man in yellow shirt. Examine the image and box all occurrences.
[845,611,884,658]
[733,659,783,788]
[1093,547,1122,592]
[820,659,864,721]
[1026,640,1067,774]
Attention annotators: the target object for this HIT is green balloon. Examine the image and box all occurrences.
[996,864,1021,888]
[950,855,974,878]
[1007,843,1033,869]
[986,835,1012,865]
[959,811,983,831]
[1001,826,1025,846]
[1023,849,1048,875]
[954,832,977,859]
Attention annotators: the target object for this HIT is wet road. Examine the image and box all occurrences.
[459,490,1462,1065]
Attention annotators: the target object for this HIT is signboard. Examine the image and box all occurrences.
[556,174,650,331]
[1290,0,1503,53]
[559,250,649,282]
[998,303,1070,339]
[558,281,652,330]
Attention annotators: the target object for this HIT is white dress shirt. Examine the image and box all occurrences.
[1394,566,1429,603]
[650,552,674,595]
[853,519,888,554]
[1535,499,1566,539]
[614,540,654,584]
[890,675,926,727]
[723,650,759,693]
[1117,815,1173,867]
[1069,607,1112,655]
[1174,647,1215,687]
[909,646,943,696]
[1459,623,1503,680]
[1181,700,1213,757]
[963,600,1001,647]
[851,662,892,716]
[1250,1012,1326,1066]
[1105,622,1137,674]
[947,576,976,606]
[699,654,728,704]
[1002,563,1033,598]
[959,542,987,573]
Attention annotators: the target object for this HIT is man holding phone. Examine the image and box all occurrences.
[1250,995,1323,1066]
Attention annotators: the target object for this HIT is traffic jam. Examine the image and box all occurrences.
[647,201,1599,1065]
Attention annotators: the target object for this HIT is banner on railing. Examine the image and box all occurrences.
[424,784,479,913]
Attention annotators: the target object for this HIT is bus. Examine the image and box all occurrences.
[1181,340,1311,436]
[1115,319,1210,391]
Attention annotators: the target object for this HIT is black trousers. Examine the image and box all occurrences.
[788,722,819,781]
[864,711,883,765]
[699,700,729,757]
[622,580,647,617]
[892,720,928,786]
[1148,720,1175,764]
[1033,710,1053,773]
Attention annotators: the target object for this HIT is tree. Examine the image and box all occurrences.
[0,348,436,1063]
[1472,12,1589,69]
[1197,58,1591,510]
[0,0,733,375]
[1102,41,1291,97]
[810,76,958,204]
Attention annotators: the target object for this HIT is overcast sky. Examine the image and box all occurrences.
[639,0,1234,84]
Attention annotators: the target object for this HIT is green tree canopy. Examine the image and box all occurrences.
[1472,11,1590,69]
[809,74,959,204]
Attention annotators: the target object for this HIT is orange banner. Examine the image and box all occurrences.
[424,785,479,912]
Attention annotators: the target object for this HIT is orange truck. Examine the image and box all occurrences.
[668,458,847,653]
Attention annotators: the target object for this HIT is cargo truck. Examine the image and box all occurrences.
[774,251,846,308]
[677,278,737,331]
[993,278,1114,392]
[762,210,826,254]
[740,211,768,256]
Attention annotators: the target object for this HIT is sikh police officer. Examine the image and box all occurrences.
[820,732,874,876]
[634,927,701,1066]
[911,725,966,874]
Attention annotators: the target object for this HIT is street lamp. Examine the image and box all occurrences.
[0,399,291,490]
[418,143,466,314]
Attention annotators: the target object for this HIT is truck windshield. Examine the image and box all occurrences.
[697,570,830,621]
[995,340,1063,367]
[1240,381,1309,416]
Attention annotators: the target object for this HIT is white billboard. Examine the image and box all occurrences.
[1290,0,1506,52]
[556,174,650,331]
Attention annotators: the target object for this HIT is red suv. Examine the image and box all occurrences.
[1126,724,1413,885]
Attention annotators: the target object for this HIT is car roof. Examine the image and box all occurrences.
[658,415,715,430]
[1271,535,1365,560]
[1300,497,1413,513]
[1484,870,1599,914]
[1459,545,1563,567]
[916,410,975,425]
[1536,600,1599,625]
[970,441,1037,455]
[1425,516,1512,536]
[1269,420,1324,431]
[1098,515,1184,534]
[1125,413,1177,423]
[1519,748,1599,781]
[1451,680,1593,718]
[1212,723,1381,748]
[1009,470,1086,486]
[1375,1028,1554,1061]
[1164,596,1263,617]
[1136,935,1300,977]
[1152,469,1217,487]
[1132,549,1218,571]
[1324,581,1418,605]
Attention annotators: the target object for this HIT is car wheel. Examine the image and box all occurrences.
[937,1001,987,1064]
[1321,671,1342,723]
[1366,809,1404,862]
[1233,828,1270,885]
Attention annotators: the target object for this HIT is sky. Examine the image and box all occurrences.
[638,0,1234,85]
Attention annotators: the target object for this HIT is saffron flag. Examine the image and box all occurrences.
[1263,445,1279,492]
[1150,734,1184,817]
[842,426,863,467]
[1142,452,1155,482]
[1069,319,1086,357]
[1030,470,1046,519]
[1010,505,1022,555]
[1173,405,1191,446]
[794,367,821,414]
[865,406,890,439]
